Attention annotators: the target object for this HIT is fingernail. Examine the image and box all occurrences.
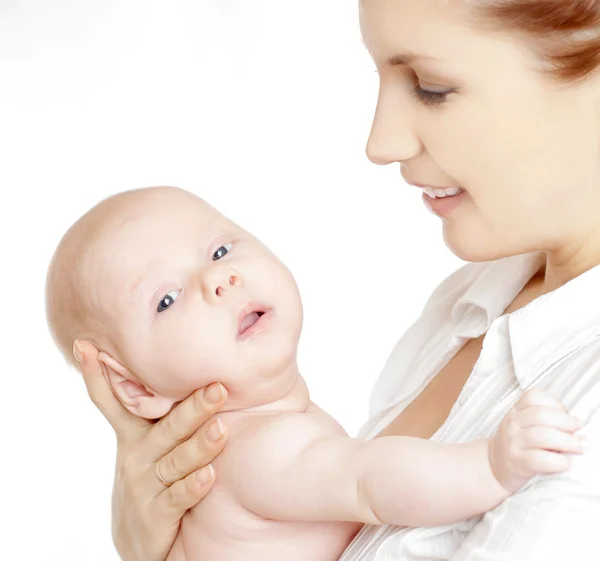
[196,464,215,485]
[73,340,83,363]
[203,383,225,405]
[207,419,224,442]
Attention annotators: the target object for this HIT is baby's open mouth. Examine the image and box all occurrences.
[239,311,265,335]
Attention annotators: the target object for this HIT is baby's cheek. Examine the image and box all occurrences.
[154,345,230,398]
[153,357,208,397]
[144,309,246,395]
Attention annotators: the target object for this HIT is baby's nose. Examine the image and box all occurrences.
[215,273,241,297]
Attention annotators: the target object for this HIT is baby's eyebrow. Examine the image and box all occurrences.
[126,263,168,305]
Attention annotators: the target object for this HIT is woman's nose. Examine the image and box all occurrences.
[366,88,421,166]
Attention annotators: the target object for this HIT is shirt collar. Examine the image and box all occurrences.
[451,252,545,338]
[508,260,600,388]
[451,251,600,389]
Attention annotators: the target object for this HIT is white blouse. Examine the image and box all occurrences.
[341,252,600,561]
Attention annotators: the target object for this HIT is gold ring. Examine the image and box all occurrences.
[155,461,170,487]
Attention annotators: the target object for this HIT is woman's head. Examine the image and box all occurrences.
[360,0,600,264]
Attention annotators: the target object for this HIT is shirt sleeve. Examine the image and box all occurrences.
[449,410,600,561]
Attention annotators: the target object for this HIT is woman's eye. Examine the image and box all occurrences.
[157,289,181,313]
[412,85,453,107]
[212,243,233,261]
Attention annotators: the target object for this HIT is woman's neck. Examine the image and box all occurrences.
[543,226,600,292]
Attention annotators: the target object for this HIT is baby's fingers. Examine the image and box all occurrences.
[515,388,565,412]
[522,426,586,455]
[516,406,582,433]
[523,449,572,474]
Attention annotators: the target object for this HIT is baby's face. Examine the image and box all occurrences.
[92,190,303,409]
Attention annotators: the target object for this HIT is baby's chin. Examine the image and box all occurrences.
[144,329,302,412]
[222,372,307,414]
[210,360,303,411]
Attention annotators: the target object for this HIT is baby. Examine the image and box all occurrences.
[46,187,584,561]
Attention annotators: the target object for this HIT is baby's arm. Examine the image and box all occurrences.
[232,390,583,527]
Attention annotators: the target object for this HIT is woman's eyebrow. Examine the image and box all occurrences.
[386,53,439,66]
[360,37,439,66]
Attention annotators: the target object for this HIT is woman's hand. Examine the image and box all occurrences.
[74,339,229,561]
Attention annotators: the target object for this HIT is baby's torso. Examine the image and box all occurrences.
[168,402,361,561]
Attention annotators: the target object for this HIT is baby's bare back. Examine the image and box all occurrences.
[167,404,361,561]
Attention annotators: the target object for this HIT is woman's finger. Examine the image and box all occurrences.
[156,419,228,486]
[154,464,217,524]
[76,339,148,441]
[144,382,228,463]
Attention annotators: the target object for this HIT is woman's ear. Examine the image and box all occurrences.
[97,351,176,419]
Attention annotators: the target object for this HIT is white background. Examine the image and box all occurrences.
[0,1,462,559]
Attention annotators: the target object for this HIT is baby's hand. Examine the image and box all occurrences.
[489,388,585,493]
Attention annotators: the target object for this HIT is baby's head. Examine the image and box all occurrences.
[46,187,303,418]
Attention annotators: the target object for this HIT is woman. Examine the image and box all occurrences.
[75,0,600,559]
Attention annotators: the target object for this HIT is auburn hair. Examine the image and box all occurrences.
[465,0,600,83]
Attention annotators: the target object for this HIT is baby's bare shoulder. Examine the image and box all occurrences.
[223,408,348,470]
[247,408,345,442]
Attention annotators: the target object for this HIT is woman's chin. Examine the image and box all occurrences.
[442,222,505,263]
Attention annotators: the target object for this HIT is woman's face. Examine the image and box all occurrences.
[360,0,600,263]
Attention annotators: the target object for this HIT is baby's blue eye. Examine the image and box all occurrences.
[157,289,181,313]
[212,243,233,261]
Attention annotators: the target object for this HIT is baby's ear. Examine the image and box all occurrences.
[97,352,176,419]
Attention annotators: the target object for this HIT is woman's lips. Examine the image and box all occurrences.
[422,188,468,217]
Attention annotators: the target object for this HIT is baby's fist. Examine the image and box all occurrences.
[489,388,585,493]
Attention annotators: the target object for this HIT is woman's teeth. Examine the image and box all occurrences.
[423,187,463,199]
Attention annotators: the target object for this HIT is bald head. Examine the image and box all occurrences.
[45,186,206,368]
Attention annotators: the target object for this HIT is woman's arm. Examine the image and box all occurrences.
[75,340,229,561]
[449,411,600,561]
